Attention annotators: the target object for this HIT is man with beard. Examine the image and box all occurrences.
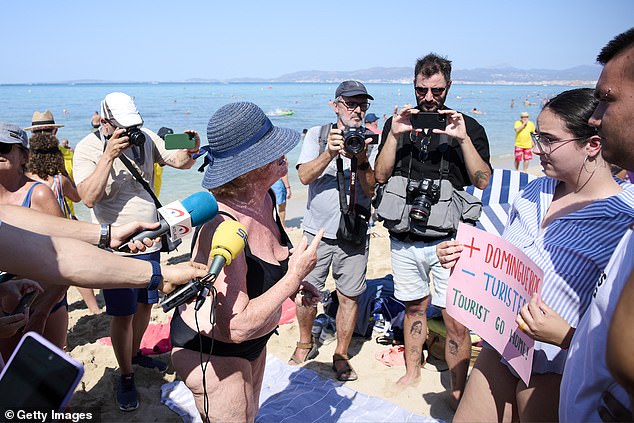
[288,81,376,382]
[374,54,491,408]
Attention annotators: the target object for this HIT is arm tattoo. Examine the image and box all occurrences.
[474,170,489,187]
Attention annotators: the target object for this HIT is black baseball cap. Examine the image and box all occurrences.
[335,80,374,100]
[157,127,174,140]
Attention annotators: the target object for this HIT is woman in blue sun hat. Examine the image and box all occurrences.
[170,102,323,422]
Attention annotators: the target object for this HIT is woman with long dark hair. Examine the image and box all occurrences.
[437,88,634,421]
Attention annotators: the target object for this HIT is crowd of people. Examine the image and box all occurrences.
[0,27,633,423]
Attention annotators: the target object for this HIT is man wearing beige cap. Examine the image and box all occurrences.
[24,111,65,135]
[513,111,535,172]
[73,92,200,411]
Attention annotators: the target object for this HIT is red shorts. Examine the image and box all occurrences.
[514,146,533,161]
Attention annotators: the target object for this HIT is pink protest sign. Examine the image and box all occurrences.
[446,223,543,385]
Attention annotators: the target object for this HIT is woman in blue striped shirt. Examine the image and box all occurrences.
[437,88,634,422]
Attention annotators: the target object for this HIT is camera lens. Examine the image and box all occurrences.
[126,127,146,147]
[343,127,365,155]
[410,196,432,223]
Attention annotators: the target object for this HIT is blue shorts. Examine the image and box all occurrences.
[271,180,287,205]
[103,251,160,317]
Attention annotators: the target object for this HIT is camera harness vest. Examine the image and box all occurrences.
[405,131,451,191]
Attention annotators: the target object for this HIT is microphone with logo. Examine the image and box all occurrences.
[160,220,248,312]
[118,191,218,253]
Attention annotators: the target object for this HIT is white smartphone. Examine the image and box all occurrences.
[0,332,84,411]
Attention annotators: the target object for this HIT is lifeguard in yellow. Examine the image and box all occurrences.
[513,111,535,172]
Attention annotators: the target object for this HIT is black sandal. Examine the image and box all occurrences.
[332,353,358,381]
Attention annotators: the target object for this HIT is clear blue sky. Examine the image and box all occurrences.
[1,0,632,84]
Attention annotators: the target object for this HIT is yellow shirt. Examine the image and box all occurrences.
[514,120,535,149]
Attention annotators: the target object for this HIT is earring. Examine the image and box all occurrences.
[583,154,599,174]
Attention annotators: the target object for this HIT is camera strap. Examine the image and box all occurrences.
[405,133,450,187]
[336,155,357,214]
[118,153,162,210]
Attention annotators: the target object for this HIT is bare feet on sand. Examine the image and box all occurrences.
[396,373,421,386]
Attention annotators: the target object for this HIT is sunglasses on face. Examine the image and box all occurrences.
[338,99,371,112]
[415,86,446,97]
[0,142,16,154]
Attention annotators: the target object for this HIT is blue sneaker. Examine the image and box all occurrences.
[132,351,168,374]
[116,374,139,412]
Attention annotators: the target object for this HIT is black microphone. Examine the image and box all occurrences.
[160,220,248,312]
[119,191,218,253]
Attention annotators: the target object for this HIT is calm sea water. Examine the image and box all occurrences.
[0,82,589,220]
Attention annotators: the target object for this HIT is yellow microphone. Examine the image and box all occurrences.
[194,220,248,310]
[160,220,248,312]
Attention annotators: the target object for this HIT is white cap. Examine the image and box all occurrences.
[100,92,143,128]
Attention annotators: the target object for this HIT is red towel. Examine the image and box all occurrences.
[98,321,172,355]
[278,298,297,325]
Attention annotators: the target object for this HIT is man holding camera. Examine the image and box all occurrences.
[289,81,376,382]
[374,54,491,407]
[73,92,199,411]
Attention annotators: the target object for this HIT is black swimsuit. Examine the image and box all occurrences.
[170,204,291,362]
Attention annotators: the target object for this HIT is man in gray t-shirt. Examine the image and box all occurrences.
[289,81,377,382]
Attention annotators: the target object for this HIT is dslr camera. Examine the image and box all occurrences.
[342,126,373,155]
[124,126,146,147]
[406,178,440,224]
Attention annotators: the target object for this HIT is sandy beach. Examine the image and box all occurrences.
[64,158,543,422]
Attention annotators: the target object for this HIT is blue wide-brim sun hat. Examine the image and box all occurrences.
[197,102,300,189]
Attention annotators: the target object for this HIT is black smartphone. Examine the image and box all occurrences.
[0,332,84,412]
[164,133,196,150]
[11,291,37,315]
[410,112,447,130]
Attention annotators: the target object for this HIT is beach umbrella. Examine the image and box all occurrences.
[465,169,537,237]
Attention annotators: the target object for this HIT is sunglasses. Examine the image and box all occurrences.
[338,99,371,112]
[415,86,447,96]
[0,142,16,154]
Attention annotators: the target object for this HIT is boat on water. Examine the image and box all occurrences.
[266,109,294,117]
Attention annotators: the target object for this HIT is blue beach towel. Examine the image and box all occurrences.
[257,355,441,423]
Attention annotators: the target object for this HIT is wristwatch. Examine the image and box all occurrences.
[357,161,371,171]
[98,224,110,250]
[147,260,163,291]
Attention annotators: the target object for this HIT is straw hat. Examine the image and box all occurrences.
[197,102,300,189]
[24,111,64,131]
[520,112,529,118]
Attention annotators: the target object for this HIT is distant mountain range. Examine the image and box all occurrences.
[21,65,600,86]
[188,65,602,85]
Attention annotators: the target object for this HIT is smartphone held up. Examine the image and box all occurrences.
[410,112,447,130]
[164,133,197,150]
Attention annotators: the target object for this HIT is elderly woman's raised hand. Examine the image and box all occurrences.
[436,239,463,269]
[287,229,324,287]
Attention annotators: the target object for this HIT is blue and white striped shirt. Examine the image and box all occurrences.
[502,176,634,374]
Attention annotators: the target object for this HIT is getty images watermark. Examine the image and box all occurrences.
[2,408,100,422]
